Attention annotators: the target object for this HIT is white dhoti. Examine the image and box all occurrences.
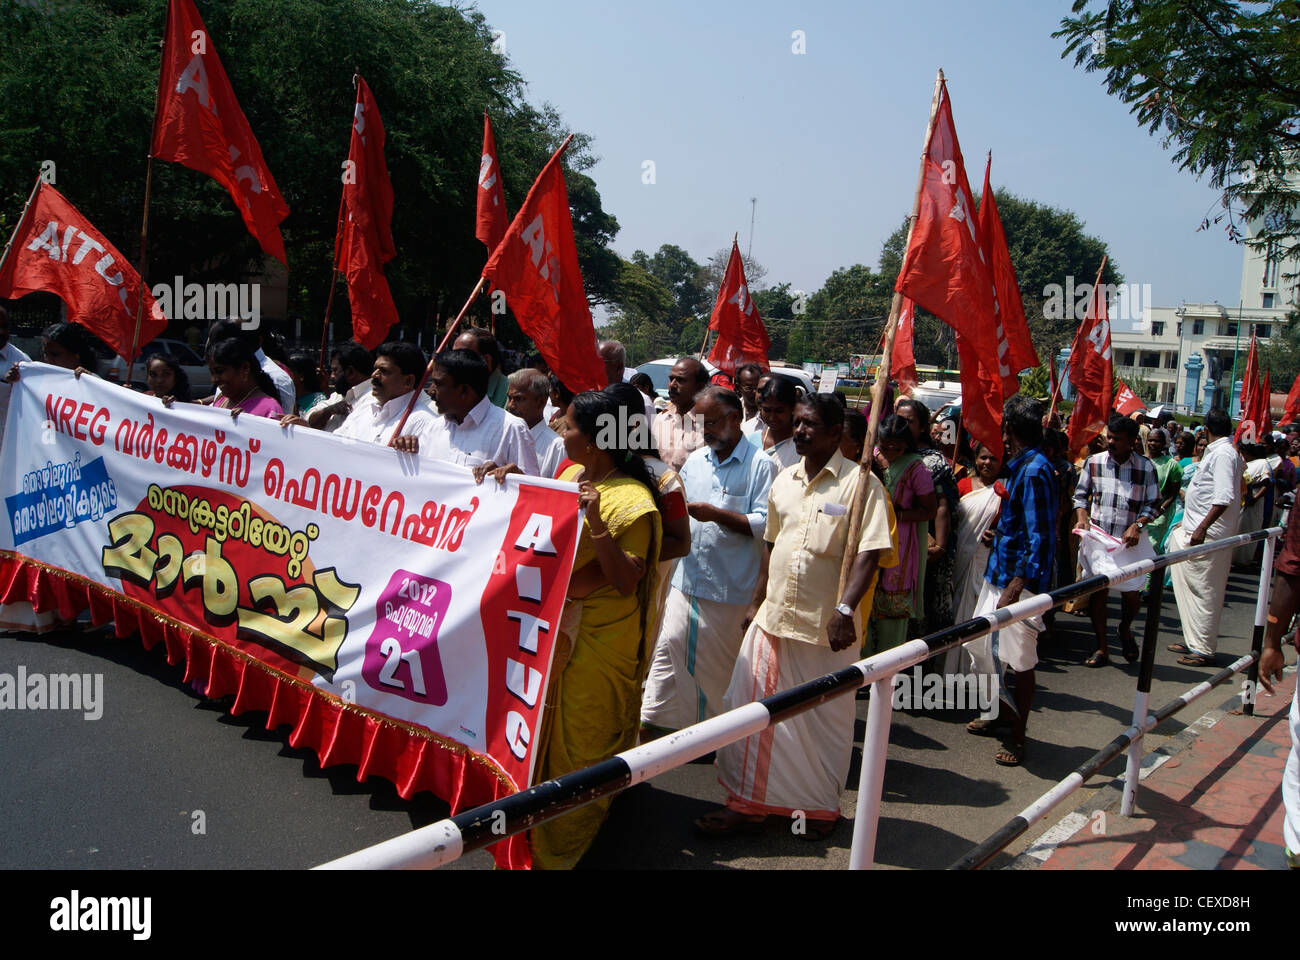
[1167,524,1234,658]
[716,622,857,821]
[963,578,1041,721]
[640,588,748,731]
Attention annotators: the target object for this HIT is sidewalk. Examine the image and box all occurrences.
[1035,669,1295,871]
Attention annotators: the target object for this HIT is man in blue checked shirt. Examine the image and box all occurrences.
[964,395,1057,767]
[641,387,777,737]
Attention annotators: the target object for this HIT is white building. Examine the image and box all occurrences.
[1108,199,1296,413]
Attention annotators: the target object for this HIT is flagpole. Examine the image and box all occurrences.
[317,191,347,390]
[0,174,42,279]
[1046,354,1062,424]
[388,276,487,442]
[701,233,739,362]
[837,68,945,598]
[125,0,172,389]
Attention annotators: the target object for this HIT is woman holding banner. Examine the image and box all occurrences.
[531,391,663,870]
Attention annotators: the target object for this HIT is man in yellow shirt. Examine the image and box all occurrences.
[696,394,896,840]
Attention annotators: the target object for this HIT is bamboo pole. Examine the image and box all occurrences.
[388,276,487,442]
[317,190,347,391]
[837,68,945,598]
[0,174,42,279]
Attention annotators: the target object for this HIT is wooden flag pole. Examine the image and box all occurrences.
[701,232,739,362]
[317,189,347,391]
[388,276,487,442]
[837,68,945,598]
[0,174,42,279]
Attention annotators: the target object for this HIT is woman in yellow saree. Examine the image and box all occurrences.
[531,390,663,870]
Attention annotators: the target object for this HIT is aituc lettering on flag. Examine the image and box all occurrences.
[0,182,165,361]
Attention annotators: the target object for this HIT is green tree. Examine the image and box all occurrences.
[752,281,799,360]
[800,265,890,363]
[1056,1,1300,265]
[1259,308,1300,385]
[0,0,623,351]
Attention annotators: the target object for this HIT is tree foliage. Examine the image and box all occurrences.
[1056,1,1300,265]
[1259,307,1300,385]
[0,0,622,348]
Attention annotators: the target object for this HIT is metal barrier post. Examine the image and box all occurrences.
[848,677,895,869]
[1121,572,1164,816]
[1245,532,1277,717]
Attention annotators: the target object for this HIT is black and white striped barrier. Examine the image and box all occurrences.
[952,526,1282,869]
[317,526,1281,871]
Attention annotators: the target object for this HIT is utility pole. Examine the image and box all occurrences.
[747,197,757,260]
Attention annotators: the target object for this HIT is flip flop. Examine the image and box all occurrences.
[1177,653,1214,667]
[966,718,1006,737]
[1167,642,1191,654]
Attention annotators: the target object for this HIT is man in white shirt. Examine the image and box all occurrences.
[424,349,538,474]
[0,306,31,450]
[1167,408,1244,665]
[285,341,373,433]
[506,368,564,479]
[334,341,439,449]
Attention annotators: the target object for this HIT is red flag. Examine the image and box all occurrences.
[1066,277,1114,458]
[955,331,1004,460]
[335,76,398,351]
[1113,378,1145,417]
[0,182,165,361]
[1278,373,1300,427]
[895,81,998,369]
[891,297,918,391]
[978,156,1038,397]
[1048,353,1060,400]
[707,240,770,375]
[482,139,606,392]
[1260,370,1274,438]
[151,0,290,266]
[476,112,508,255]
[1234,332,1260,442]
[895,79,1002,451]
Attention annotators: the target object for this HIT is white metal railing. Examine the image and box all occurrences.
[317,525,1283,870]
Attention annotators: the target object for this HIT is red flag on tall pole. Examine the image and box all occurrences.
[1234,332,1260,442]
[895,79,1002,457]
[0,182,165,361]
[1113,378,1145,417]
[891,297,918,392]
[978,154,1038,398]
[1259,370,1274,438]
[706,238,770,376]
[151,0,290,266]
[476,112,508,255]
[482,137,605,393]
[335,76,399,350]
[1066,259,1113,458]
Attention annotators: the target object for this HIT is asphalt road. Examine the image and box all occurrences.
[0,564,1282,870]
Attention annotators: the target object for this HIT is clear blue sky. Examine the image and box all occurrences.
[470,0,1245,322]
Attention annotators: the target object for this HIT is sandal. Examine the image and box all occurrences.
[966,718,1006,737]
[1166,642,1191,654]
[995,738,1026,766]
[1084,650,1110,668]
[694,808,768,836]
[1120,628,1139,663]
[1177,653,1214,667]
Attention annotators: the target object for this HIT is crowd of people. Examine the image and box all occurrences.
[1,309,1294,868]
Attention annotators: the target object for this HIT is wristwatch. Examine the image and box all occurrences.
[835,602,854,617]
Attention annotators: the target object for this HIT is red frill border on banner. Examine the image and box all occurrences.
[0,552,530,869]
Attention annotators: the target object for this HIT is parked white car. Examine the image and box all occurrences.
[636,357,816,399]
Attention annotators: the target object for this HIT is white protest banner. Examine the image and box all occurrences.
[0,365,581,868]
